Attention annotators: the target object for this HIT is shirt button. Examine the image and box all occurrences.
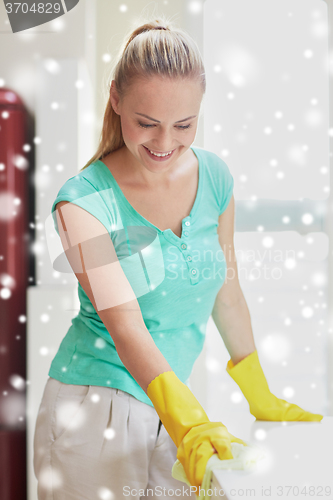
[184,231,189,237]
[187,256,192,261]
[181,243,187,249]
[191,269,197,275]
[185,221,191,226]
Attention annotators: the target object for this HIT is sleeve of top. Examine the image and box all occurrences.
[217,156,234,216]
[51,174,112,237]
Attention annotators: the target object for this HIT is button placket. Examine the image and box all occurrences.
[190,267,199,284]
[180,218,198,282]
[190,270,199,284]
[182,218,191,239]
[163,217,198,284]
[179,240,197,282]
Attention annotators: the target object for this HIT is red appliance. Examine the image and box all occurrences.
[0,88,29,500]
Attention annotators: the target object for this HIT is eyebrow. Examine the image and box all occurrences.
[135,113,197,123]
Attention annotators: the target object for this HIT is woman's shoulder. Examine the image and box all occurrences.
[192,144,225,162]
[51,169,114,237]
[192,146,232,179]
[51,160,116,231]
[55,159,110,197]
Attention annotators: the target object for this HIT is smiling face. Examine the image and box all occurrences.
[110,75,204,183]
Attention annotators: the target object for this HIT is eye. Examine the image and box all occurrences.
[177,124,192,130]
[138,122,192,130]
[138,123,155,129]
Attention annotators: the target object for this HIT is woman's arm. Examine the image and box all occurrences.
[211,292,256,365]
[212,194,256,363]
[212,196,323,421]
[55,200,172,394]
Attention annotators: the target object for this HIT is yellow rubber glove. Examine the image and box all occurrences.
[226,349,323,422]
[147,370,247,490]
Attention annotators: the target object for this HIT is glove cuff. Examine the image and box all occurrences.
[226,349,259,372]
[147,370,209,447]
[226,349,271,396]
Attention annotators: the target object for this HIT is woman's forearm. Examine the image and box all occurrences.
[211,291,256,365]
[115,328,173,394]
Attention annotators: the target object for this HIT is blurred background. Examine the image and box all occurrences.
[0,0,332,498]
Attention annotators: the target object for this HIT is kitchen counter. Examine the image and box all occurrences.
[210,416,333,500]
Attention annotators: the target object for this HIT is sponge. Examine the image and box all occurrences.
[172,441,266,499]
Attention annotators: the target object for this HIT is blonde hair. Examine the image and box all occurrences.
[80,16,206,171]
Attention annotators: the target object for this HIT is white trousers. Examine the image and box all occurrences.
[33,377,197,499]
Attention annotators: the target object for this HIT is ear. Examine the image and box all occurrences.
[110,80,121,115]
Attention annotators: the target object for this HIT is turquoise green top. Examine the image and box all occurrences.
[49,146,234,407]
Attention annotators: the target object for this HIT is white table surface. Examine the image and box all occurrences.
[210,416,333,500]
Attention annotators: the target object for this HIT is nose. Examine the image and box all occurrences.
[152,127,176,152]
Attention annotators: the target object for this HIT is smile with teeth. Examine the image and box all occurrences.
[144,145,173,157]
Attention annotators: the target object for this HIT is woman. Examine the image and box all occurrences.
[34,17,323,500]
